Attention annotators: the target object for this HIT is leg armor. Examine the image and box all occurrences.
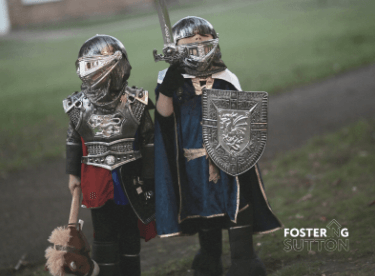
[192,228,223,276]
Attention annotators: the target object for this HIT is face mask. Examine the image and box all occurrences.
[76,51,122,89]
[177,38,219,73]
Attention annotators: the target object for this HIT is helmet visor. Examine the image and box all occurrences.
[76,50,122,88]
[177,38,219,70]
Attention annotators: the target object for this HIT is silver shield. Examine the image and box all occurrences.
[202,88,268,176]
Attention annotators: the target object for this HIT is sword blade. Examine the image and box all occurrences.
[155,0,174,45]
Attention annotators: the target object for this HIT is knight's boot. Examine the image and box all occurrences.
[226,226,266,276]
[91,241,120,276]
[119,254,140,276]
[192,228,223,276]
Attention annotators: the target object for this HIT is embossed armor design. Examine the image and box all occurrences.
[63,87,148,170]
[202,88,268,176]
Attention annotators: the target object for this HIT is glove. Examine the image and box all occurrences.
[159,63,184,98]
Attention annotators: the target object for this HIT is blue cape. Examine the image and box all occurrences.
[155,77,282,237]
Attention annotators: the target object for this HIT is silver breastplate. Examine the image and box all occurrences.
[63,88,148,170]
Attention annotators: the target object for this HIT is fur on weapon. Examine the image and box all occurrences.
[45,226,71,276]
[45,187,99,276]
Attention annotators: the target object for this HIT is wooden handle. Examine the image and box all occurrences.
[68,186,81,224]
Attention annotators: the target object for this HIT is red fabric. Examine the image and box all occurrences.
[138,220,157,242]
[80,138,156,242]
[80,138,114,208]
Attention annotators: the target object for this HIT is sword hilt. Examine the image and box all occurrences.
[153,46,188,64]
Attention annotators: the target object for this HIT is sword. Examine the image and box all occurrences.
[153,0,188,64]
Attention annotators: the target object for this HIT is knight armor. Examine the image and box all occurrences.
[64,86,149,170]
[64,35,155,224]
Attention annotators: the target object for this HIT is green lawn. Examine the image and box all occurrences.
[1,0,375,172]
[252,119,375,275]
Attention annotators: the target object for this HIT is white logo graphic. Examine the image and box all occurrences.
[283,219,349,252]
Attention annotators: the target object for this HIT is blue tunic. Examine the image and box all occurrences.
[155,75,282,237]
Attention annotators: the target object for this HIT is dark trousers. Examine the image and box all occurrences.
[91,200,140,276]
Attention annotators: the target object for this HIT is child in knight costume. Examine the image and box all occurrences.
[154,17,282,276]
[64,35,155,276]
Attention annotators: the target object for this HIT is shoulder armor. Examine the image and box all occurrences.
[157,69,168,84]
[126,86,148,123]
[63,91,85,113]
[125,86,148,105]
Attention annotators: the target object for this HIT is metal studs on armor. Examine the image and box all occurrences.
[75,101,82,108]
[105,155,116,165]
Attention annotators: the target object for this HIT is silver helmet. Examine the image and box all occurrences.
[172,16,226,76]
[76,35,132,106]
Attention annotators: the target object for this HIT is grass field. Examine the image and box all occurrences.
[252,119,375,275]
[1,0,375,172]
[10,119,375,275]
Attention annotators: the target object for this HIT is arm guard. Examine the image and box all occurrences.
[66,122,82,177]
